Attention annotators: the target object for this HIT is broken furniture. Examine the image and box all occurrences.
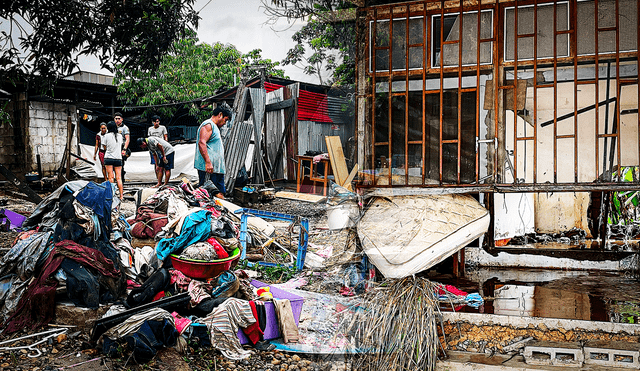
[235,208,309,271]
[296,155,332,196]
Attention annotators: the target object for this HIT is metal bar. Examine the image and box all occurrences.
[439,0,445,185]
[422,6,427,186]
[457,0,463,185]
[595,0,601,186]
[371,8,378,186]
[603,62,612,176]
[405,14,410,186]
[475,0,481,185]
[513,0,519,183]
[572,0,579,183]
[615,0,622,181]
[553,1,558,183]
[533,0,539,184]
[387,8,393,186]
[540,97,617,127]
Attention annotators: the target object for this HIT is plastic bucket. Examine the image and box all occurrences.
[327,202,360,230]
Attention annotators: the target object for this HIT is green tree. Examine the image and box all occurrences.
[113,32,285,121]
[263,1,356,86]
[0,0,199,86]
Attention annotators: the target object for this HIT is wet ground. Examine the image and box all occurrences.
[431,265,640,324]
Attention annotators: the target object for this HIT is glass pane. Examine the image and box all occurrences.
[374,92,389,143]
[408,47,423,69]
[391,95,406,167]
[425,93,441,180]
[598,0,616,28]
[598,30,617,53]
[577,1,595,55]
[392,19,407,70]
[619,0,638,51]
[460,91,477,183]
[376,20,390,47]
[375,49,389,71]
[442,91,459,141]
[505,3,569,60]
[442,43,459,66]
[375,145,389,171]
[408,144,423,184]
[408,91,422,142]
[443,143,458,183]
[408,17,423,45]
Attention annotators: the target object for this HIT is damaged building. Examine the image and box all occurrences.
[354,0,639,263]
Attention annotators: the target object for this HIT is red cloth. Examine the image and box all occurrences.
[4,240,120,333]
[130,211,168,239]
[437,284,468,297]
[241,300,263,345]
[206,237,229,259]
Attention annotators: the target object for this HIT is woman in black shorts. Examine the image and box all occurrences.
[102,121,124,199]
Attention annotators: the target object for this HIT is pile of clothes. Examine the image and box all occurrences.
[0,181,128,333]
[0,179,300,364]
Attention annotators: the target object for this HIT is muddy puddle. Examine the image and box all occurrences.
[431,267,640,324]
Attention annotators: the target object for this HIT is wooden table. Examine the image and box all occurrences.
[296,155,332,196]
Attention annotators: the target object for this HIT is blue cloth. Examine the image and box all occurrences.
[211,271,237,298]
[465,293,484,308]
[194,119,225,174]
[155,209,212,261]
[74,181,113,231]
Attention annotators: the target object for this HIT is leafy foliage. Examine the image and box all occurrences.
[113,31,285,121]
[263,1,356,86]
[0,0,199,87]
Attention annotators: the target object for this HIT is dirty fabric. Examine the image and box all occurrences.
[102,308,175,340]
[155,209,212,261]
[180,242,219,261]
[21,181,89,231]
[273,299,299,343]
[196,298,255,360]
[61,259,102,309]
[169,269,213,307]
[4,240,121,333]
[125,268,171,309]
[0,275,28,324]
[241,301,263,345]
[0,231,52,280]
[104,318,178,364]
[74,181,113,233]
[211,271,239,299]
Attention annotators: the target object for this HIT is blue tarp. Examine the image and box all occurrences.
[155,209,212,261]
[74,181,113,230]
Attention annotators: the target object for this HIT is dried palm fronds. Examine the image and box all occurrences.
[346,277,443,371]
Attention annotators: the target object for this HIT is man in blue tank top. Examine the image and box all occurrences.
[194,106,232,198]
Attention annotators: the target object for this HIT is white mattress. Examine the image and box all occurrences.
[358,194,490,278]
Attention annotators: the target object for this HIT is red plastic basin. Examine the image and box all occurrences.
[170,247,240,280]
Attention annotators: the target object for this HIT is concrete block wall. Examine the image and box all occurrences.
[26,101,77,175]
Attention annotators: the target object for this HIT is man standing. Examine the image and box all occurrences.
[114,112,130,181]
[147,115,168,165]
[138,137,175,187]
[148,115,168,140]
[194,106,232,198]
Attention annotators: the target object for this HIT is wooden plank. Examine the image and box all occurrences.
[325,136,349,187]
[265,98,294,112]
[343,163,359,192]
[275,191,326,204]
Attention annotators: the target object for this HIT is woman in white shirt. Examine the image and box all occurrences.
[102,121,124,199]
[93,123,107,179]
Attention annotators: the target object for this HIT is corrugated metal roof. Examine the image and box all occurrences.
[265,82,333,123]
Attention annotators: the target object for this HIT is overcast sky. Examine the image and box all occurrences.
[78,0,319,84]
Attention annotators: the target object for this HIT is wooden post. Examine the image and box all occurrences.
[65,117,73,180]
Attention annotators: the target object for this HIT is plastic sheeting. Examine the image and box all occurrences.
[78,143,198,182]
[0,232,52,280]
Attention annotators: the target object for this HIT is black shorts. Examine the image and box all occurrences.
[156,152,175,170]
[104,158,122,167]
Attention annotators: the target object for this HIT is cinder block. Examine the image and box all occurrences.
[524,341,584,368]
[584,341,640,369]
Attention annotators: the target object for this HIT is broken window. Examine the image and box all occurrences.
[432,10,493,67]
